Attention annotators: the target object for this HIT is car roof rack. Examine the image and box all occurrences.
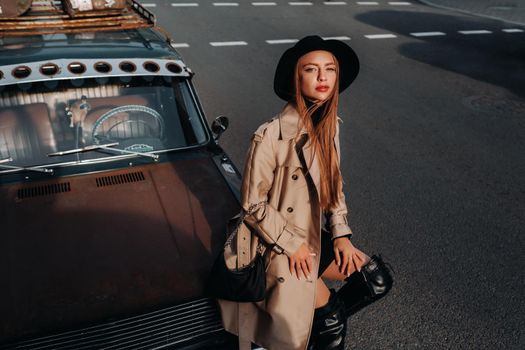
[0,0,155,37]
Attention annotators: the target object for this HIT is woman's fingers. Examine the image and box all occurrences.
[334,247,344,273]
[334,247,341,267]
[299,261,309,279]
[289,248,315,280]
[341,250,350,276]
[353,251,367,272]
[353,249,365,261]
[305,256,313,276]
[294,261,302,280]
[352,254,360,273]
[289,257,296,277]
[293,259,312,280]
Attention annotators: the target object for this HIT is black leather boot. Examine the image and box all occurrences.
[307,289,347,350]
[337,254,393,316]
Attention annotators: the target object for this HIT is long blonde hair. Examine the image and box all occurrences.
[294,54,342,210]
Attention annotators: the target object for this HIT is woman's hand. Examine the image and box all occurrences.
[333,237,368,277]
[289,243,316,280]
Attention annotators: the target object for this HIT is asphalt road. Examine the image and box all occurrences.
[143,1,524,348]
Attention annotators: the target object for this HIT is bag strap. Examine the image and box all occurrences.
[224,201,266,249]
[233,204,265,350]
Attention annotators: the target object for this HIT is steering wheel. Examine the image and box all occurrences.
[91,105,165,144]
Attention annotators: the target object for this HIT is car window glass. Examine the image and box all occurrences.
[0,76,207,168]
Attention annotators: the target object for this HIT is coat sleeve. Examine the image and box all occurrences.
[241,125,306,257]
[328,120,354,240]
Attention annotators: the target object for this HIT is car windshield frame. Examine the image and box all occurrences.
[0,75,211,174]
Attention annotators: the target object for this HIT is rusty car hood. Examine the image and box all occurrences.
[0,157,239,342]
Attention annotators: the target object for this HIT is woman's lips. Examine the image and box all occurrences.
[315,86,329,92]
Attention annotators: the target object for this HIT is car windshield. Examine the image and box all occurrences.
[0,76,207,170]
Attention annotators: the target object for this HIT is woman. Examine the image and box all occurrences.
[218,36,392,350]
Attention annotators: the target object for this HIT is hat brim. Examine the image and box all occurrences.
[273,35,360,101]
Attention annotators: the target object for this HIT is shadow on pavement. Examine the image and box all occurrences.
[354,9,525,98]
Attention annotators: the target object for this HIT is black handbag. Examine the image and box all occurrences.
[206,202,268,302]
[207,249,266,302]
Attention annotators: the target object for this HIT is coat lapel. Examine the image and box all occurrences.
[294,134,320,205]
[278,104,322,202]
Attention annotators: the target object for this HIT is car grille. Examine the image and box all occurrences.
[1,298,225,350]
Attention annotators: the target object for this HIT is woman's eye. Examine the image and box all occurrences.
[304,67,316,72]
[327,67,336,71]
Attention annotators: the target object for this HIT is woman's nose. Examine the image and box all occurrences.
[318,72,327,81]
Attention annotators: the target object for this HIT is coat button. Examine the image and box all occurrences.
[292,174,298,180]
[277,277,285,283]
[287,207,293,213]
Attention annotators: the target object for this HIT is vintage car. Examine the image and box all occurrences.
[0,1,240,349]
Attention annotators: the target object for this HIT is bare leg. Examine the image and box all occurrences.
[315,279,331,308]
[314,252,371,307]
[321,255,370,281]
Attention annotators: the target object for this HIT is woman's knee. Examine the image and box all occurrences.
[320,255,370,280]
[315,279,331,308]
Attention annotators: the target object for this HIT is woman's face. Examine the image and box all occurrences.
[297,50,337,102]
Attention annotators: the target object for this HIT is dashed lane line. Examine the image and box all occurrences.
[169,1,414,6]
[388,1,411,5]
[141,3,157,7]
[365,34,397,39]
[170,43,190,48]
[175,29,523,48]
[410,31,446,37]
[322,36,351,40]
[458,30,492,35]
[213,2,239,6]
[210,41,249,47]
[171,3,199,7]
[266,39,299,45]
[266,39,299,44]
[267,36,350,44]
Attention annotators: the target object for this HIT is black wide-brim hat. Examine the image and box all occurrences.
[273,35,360,101]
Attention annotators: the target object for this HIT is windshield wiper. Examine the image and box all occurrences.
[0,157,54,174]
[102,145,159,160]
[48,142,159,160]
[48,142,120,156]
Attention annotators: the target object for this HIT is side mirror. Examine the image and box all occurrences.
[211,115,229,141]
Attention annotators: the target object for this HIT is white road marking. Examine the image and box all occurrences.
[213,2,239,6]
[141,3,157,7]
[252,2,277,5]
[171,3,199,7]
[502,28,524,33]
[322,36,351,40]
[388,1,411,5]
[324,1,347,5]
[365,34,397,39]
[289,2,313,5]
[410,31,446,37]
[458,30,492,35]
[266,39,299,44]
[357,1,379,5]
[170,43,190,48]
[210,41,248,47]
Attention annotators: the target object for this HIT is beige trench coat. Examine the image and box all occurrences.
[218,104,353,350]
